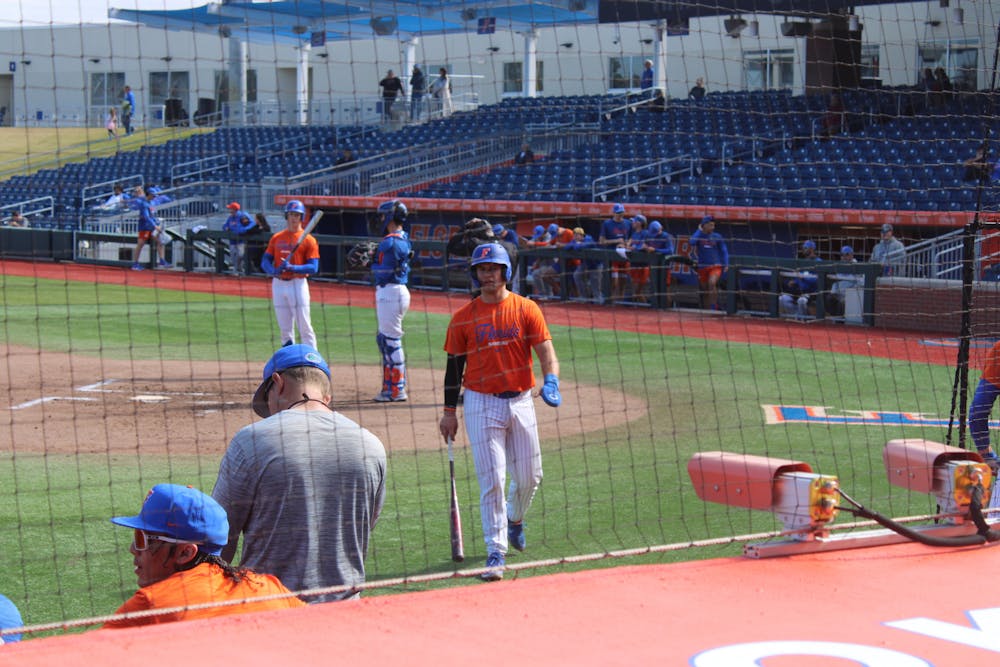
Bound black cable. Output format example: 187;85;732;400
837;488;987;547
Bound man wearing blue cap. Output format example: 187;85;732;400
105;483;304;628
826;245;863;317
779;239;821;319
599;203;631;302
213;344;387;603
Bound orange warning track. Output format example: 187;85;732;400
6;541;999;665
2;259;959;367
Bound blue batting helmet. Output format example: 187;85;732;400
284;200;306;217
802;239;816;251
470;242;512;287
378;199;407;232
649;220;663;234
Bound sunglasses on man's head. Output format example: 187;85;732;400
132;528;191;551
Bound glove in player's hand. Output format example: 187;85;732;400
347;241;378;270
541;373;561;408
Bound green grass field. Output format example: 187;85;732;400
0;275;954;631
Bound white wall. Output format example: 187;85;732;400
0;1;995;126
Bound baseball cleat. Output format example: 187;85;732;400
508;521;526;552
373;392;408;403
130;263;144;271
480;552;505;581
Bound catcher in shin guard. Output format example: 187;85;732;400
371;199;412;402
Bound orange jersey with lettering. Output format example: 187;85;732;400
265;229;320;280
982;340;1000;387
443;292;551;394
103;562;305;628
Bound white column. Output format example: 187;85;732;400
522;30;538;98
654;20;667;93
297;43;310;125
403;38;418;92
227;38;248;123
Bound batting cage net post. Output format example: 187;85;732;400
5;0;1000;641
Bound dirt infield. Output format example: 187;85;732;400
0;345;640;456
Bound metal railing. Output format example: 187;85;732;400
170;154;230;185
80;173;145;211
895;228;974;279
591;155;697;202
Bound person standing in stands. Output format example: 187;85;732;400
870;223;906;276
431;68;453;118
378;69;403;122
122;85;137;135
689;77;706;100
640;59;654;95
409;65;426;121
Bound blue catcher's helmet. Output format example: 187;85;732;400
470;242;512;287
284;200;306;218
378;199;407;232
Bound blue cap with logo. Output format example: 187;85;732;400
110;484;229;556
841;245;854;255
492;224;504;236
252;344;331;417
802;239;816;250
612;203;626;214
532;225;546;239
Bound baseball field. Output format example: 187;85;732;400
0;258;966;635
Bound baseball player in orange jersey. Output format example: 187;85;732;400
969;340;1000;473
261;200;319;348
439;243;561;581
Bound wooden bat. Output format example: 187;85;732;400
278;209;323;271
447;436;465;562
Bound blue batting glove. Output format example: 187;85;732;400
277;259;290;272
541;374;561;408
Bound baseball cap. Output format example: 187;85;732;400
0;594;22;643
881;223;893;233
226;202;241;210
573;227;585;236
252;344;331;418
547;223;560;236
841;245;854;255
802;239;816;250
649;221;663;234
701;215;714;226
492;224;504;236
110;484;229;556
612;203;626;214
532;225;546;239
633;214;647;225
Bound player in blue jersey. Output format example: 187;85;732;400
689;215;728;310
599;203;631;302
779;239;821;319
372;199;412;402
222;202;256;274
129;186;168;270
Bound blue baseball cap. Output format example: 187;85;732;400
110;484;229;556
492;224;504;236
701;215;714;226
532;225;546;239
841;245;854;255
547;223;560;236
633;214;647;225
0;594;23;643
802;239;816;250
649;221;663;234
253;344;331;417
612;203;626;214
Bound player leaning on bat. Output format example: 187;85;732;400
371;199;412;402
261;200;319;348
438;242;561;581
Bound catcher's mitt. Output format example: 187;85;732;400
347;241;378;269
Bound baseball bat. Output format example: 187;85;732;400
278;209;324;270
447;436;465;562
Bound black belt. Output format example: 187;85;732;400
276;277;302;282
493;391;521;399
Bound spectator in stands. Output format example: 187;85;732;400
223;202;256;275
122;85;136;135
935;67;953;97
106;106;119;139
94;184;128;213
3;210;26;227
963;142;991;182
599;203;631;303
514;142;535;165
689;77;706;101
103;483;304;628
870;223;906;276
627;214;651;303
335;148;356;169
779;239;821;319
410;65;426;121
378;69;403;122
0;594;23;644
645;89;667;112
430;68;453;118
640;59;654;94
825;245;863;317
820;92;845;138
689;215;728;311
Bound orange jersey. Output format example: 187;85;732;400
983;340;1000;387
551;228;574;245
265;229;320;280
443;293;552;395
103;562;305;628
